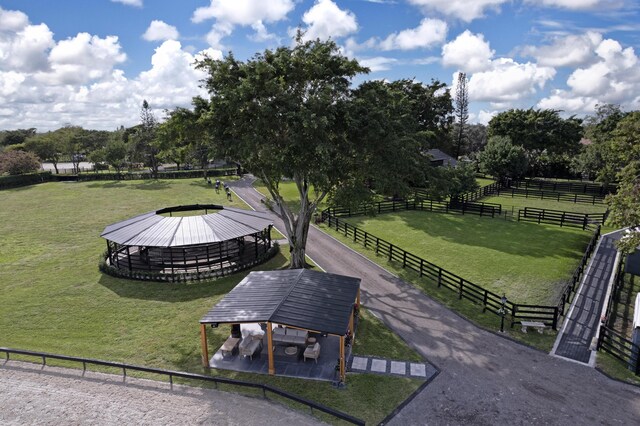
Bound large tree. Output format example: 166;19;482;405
488;108;583;155
130;100;160;179
453;72;469;159
25;132;65;174
478;136;528;181
605;112;640;252
197;37;367;268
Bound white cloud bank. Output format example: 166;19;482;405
143;20;179;42
442;30;555;108
111;0;143;7
408;0;509;22
192;0;295;48
298;0;359;41
0;7;221;131
379;18;447;51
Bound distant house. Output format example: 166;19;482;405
425;149;458;167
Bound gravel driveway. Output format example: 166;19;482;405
0;361;323;425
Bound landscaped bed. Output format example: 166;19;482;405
0;179;423;425
338;210;592;306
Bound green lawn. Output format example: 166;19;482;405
0;179;423;425
482;194;608;215
340;210;591;305
476;177;495;187
253;179;331;213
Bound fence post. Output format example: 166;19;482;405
419;259;423;277
375;238;379;254
389;244;393;261
458;278;463;299
510;305;517;328
552;307;558;330
402;251;407;268
353;227;357;242
364;232;368;248
437;269;442;287
482;290;488;312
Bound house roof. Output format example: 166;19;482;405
200;269;361;336
101;205;272;247
425;148;458;166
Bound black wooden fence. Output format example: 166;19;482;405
518;207;607;229
324;214;513;321
495;186;605;205
597;327;640;375
510;178;616;196
0;347;365;425
322;206;603;331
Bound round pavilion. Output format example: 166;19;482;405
101;204;273;280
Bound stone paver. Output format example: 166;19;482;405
351;356;368;370
390;361;406;375
370;358;387;373
409;363;426;377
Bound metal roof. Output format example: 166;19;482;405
101;205;272;247
200;269;361;336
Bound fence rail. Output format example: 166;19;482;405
0;347;365;425
496;186;605;205
322;204;603;331
518;207;607;229
597;327;640;375
510;179;616;196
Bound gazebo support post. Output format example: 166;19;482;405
254;234;258;259
200;323;209;367
349;306;355;346
339;335;346;383
266;322;275;375
106;241;112;265
126;246;132;271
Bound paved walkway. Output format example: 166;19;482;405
552;230;623;365
231;176;640;425
349;355;438;380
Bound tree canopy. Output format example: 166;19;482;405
478;136;528;181
488;108;583;155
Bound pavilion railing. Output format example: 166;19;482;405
0;347;365;426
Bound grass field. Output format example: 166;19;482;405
340;210;591;306
476;177;495;187
481;194;608;214
0;179;423;425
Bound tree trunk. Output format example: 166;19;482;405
52;161;59;174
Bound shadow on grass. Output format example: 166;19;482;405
134;181;172;190
86;181;127;189
98;274;237;302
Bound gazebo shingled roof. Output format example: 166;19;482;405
200;269;361;335
101;205;273;247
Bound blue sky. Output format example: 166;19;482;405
0;0;638;131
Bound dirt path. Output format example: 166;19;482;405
0;361;323;425
232;177;640;425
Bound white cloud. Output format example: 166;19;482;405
0;7;29;32
192;0;294;47
537;36;640;114
111;0;143;7
442;30;494;72
0;8;219;131
143;20;179;42
408;0;508;22
379;18;447;51
299;0;358;41
358;56;398;72
523;0;622;11
521;32;602;67
466;59;556;105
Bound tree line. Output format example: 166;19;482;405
1;36;638;264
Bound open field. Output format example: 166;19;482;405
481;193;608;214
340;210;591;306
0;180;423;424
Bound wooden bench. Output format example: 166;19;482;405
520;321;546;334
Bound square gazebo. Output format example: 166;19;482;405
199;269;361;382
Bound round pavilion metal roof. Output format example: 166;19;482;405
101;205;273;248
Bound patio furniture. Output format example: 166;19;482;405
220;336;240;357
239;335;263;360
307;337;317;345
284;346;298;356
272;327;308;346
303;343;321;363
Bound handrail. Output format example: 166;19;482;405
0;347;365;426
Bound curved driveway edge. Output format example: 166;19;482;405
0;360;324;426
231;176;640;425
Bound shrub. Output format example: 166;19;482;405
0;150;41;175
